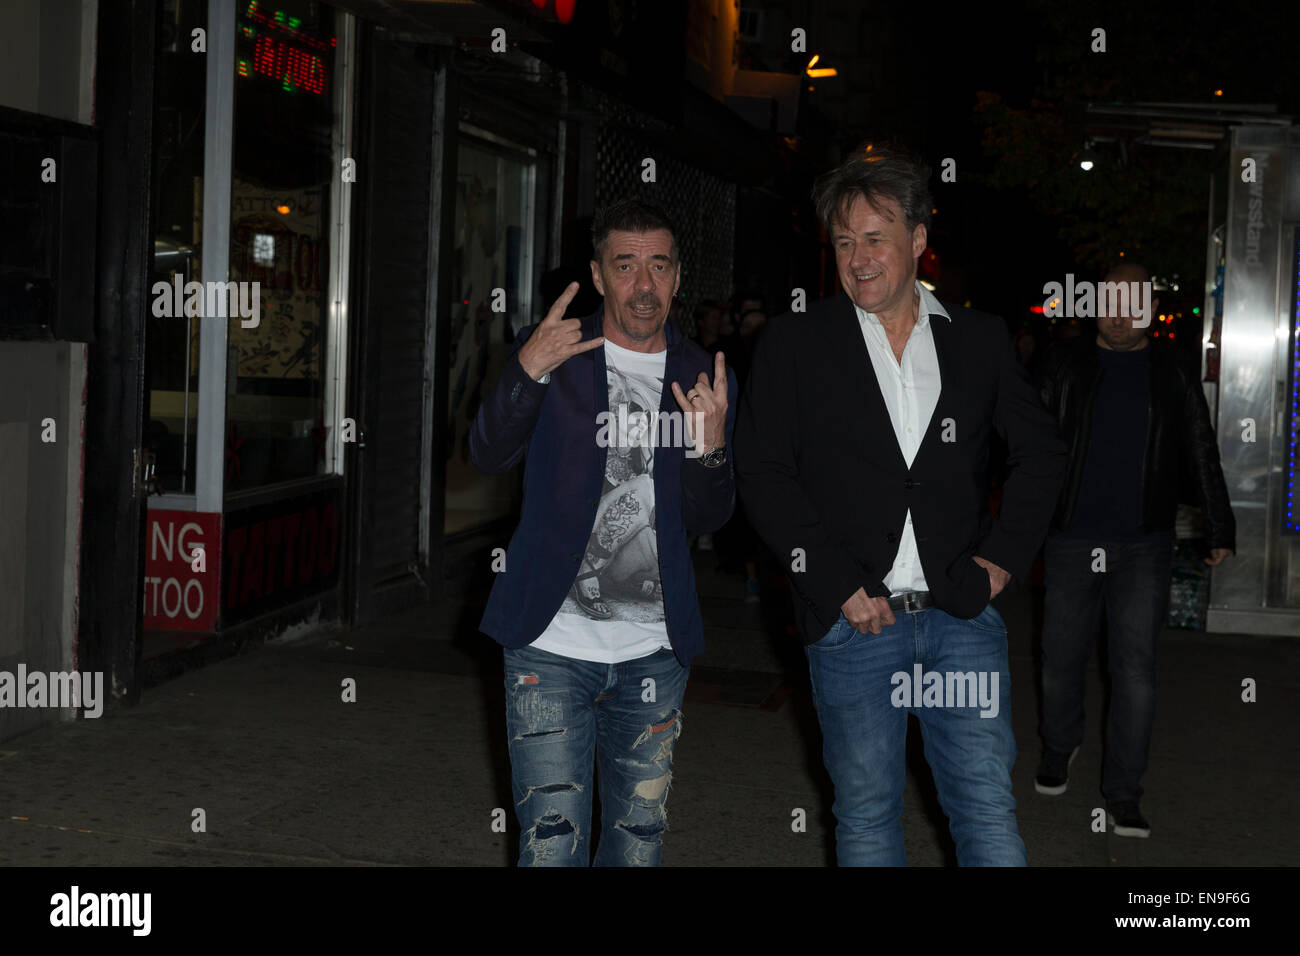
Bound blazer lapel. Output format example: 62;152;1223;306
830;295;909;473
916;305;956;462
589;304;608;415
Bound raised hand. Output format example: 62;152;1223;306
518;282;604;381
670;350;728;455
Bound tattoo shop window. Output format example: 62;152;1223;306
225;0;337;490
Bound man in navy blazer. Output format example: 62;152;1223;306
471;199;737;866
736;143;1065;866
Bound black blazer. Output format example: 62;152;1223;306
734;294;1066;643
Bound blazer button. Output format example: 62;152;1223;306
903;478;917;489
886;532;899;544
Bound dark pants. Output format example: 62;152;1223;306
1041;530;1173;805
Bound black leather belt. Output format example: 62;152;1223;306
887;590;934;613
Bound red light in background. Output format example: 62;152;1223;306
531;0;546;7
555;0;577;22
243;4;333;52
918;246;940;283
1030;305;1045;314
252;33;327;94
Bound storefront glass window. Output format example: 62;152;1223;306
147;0;209;495
444;136;536;534
226;0;337;491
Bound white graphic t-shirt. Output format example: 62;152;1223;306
531;340;672;663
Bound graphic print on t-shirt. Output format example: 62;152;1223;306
530;341;670;663
563;347;667;624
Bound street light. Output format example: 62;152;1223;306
806;54;838;78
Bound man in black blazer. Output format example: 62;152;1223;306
735;142;1066;866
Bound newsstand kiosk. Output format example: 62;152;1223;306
1203;124;1300;635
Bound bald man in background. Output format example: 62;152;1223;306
1034;264;1235;838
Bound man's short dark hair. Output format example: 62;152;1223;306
591;199;680;264
813;141;933;237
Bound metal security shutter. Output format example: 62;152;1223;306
347;29;437;622
589;88;737;332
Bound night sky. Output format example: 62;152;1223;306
784;0;1299;324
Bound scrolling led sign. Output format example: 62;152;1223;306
236;1;335;97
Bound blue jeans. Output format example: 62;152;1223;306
1041;531;1173;805
503;644;689;866
805;605;1026;866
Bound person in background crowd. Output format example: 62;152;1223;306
692;299;734;353
1034;262;1235;839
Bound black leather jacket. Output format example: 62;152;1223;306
1037;336;1235;551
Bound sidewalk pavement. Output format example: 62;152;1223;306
1;554;1296;866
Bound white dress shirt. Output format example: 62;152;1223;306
854;281;951;595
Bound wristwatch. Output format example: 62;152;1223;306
699;444;727;468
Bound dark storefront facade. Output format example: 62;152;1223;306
141;0;357;658
0;0;103;741
0;0;807;738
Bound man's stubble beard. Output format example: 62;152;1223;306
613;303;666;343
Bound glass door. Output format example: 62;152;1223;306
444;131;539;535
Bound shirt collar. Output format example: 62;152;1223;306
854;280;951;328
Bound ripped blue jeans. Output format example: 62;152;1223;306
503;644;689;866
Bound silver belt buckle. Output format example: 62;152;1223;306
902;590;930;613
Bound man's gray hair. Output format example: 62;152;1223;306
813;141;933;237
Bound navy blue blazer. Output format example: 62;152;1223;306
470;305;738;666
